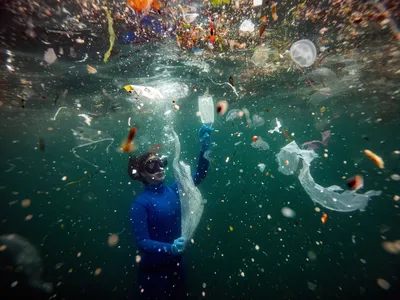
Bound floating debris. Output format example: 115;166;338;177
271;2;278;21
216;100;228;116
108;234;119;247
120;127;137;153
377;278;390;290
103;8;116;63
364;150;384;169
281;207;296;218
44;48;57;65
87;65;97;74
321;213;328;224
346;175;364;191
94;268;102;276
21;199;31;208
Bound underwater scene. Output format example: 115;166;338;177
0;0;400;299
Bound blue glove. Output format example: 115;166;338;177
171;237;186;255
199;124;215;152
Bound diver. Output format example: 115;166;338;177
128;124;214;299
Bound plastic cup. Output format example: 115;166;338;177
290;39;317;67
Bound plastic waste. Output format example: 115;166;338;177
276;141;382;212
251;137;269;150
251;45;277;67
164;126;205;242
0;234;53;293
308;67;338;86
44;48;57;65
290;39;317;67
103;8;116;63
301;130;331;149
308;88;332;106
268;118;282;134
119;32;136;44
183;13;199;23
226;109;242;121
239;20;255;33
251;114;265;128
124;85;163;99
198;88;214;125
258;163;266;172
140;15;163;34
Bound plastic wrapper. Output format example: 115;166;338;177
226;109;242;121
124;85;163;99
239;20;255;33
276;141;381;212
198;88;214;124
251;137;269;150
251;114;265;128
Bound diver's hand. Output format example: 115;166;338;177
171;237;186;255
199;124;215;152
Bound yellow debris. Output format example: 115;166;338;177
103;8;116;63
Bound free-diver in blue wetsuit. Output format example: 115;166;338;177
128;125;214;299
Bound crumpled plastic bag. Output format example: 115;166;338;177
276;141;382;212
239;20;255;33
276;140;317;175
164;126;204;242
124;85;163;99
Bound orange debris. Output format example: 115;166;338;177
127;0;161;15
271;2;278;21
321;213;328;224
364;149;384;169
121;127;137;153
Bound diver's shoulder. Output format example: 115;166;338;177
133;193;150;206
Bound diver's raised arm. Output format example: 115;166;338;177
192;124;215;185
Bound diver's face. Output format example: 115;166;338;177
143;155;166;185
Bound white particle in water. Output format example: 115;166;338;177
390;174;400;181
281;207;296;218
307;282;317;291
377;278;390;290
55;262;64;269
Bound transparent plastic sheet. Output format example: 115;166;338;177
198;88;214;125
0;234;53;293
226;109;242;121
164;126;204;241
124;85;163;100
251;137;270;150
276;141;382;212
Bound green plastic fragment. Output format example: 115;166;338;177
103;7;116;63
211;0;230;6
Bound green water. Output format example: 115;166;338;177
1;81;400;299
0;1;400;297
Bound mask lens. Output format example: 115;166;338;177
145;158;165;174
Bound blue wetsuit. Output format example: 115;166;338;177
130;150;210;299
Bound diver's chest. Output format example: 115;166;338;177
150;193;180;220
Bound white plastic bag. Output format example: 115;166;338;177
124;85;163;99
